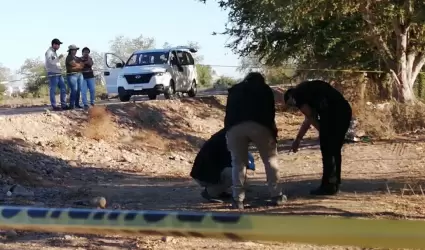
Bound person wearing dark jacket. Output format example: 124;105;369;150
284;80;352;195
190;128;255;203
224;72;286;209
80;47;96;109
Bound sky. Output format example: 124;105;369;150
0;0;244;86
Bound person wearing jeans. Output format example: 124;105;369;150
47;72;67;110
80;47;95;109
44;38;68;110
67;73;84;109
65;44;84;109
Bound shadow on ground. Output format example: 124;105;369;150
1;137;425;245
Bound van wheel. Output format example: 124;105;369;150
164;80;176;99
188;80;197;97
118;90;131;102
148;94;157;100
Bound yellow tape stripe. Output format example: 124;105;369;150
0;206;424;248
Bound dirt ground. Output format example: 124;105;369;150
0;95;423;250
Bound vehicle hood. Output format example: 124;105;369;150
122;65;168;74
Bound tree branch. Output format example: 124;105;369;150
411;52;425;86
407;51;416;80
403;0;414;27
360;0;396;69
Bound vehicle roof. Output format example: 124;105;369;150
133;47;192;54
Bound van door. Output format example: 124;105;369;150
169;50;184;92
175;50;191;90
183;51;196;91
103;53;125;95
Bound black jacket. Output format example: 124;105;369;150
190;128;231;184
224;81;278;140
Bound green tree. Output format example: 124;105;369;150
0;64;11;83
0;84;6;96
0;64;11;97
201;0;425;102
238;56;296;85
19;58;50;97
109;34;156;60
214;75;237;88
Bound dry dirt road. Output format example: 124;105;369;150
0;95;422;250
0;89;228;117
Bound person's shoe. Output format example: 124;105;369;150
76;105;83;109
201;189;224;203
310;184;339;196
84;105;90;111
270;194;288;206
90;103;95;106
231;199;244;210
52;106;61;111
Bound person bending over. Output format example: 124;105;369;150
190;128;255;203
224;72;285;209
284;80;352;195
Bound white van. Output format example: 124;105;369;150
103;47;198;101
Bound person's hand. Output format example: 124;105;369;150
290;138;301;153
58;54;64;59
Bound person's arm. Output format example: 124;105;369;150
67;57;84;71
83;57;94;66
299;104;319;130
87;57;94;66
295;117;311;141
45;50;61;65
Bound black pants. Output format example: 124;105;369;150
318;103;352;186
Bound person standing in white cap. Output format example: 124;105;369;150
44;38;68;111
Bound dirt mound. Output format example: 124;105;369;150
0;96;229;189
105;96;227;152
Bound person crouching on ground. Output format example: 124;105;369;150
190;128;255;203
65;44;84;109
80;47;96;110
283;80;352;195
224;72;286;209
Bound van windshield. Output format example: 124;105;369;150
126;52;169;66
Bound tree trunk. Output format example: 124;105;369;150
401;79;416;102
390;23;425;103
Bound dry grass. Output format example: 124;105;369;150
0;96;50;108
329;75;425;139
353;101;425;138
82;106;117;141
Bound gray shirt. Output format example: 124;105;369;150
44;47;62;73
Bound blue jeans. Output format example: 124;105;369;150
67;73;83;108
47;72;66;108
81;77;96;106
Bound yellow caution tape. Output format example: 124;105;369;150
0;65;398;85
0;206;424;249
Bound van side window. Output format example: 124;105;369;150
126;54;137;66
170;51;179;65
177;51;189;65
184;52;195;65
